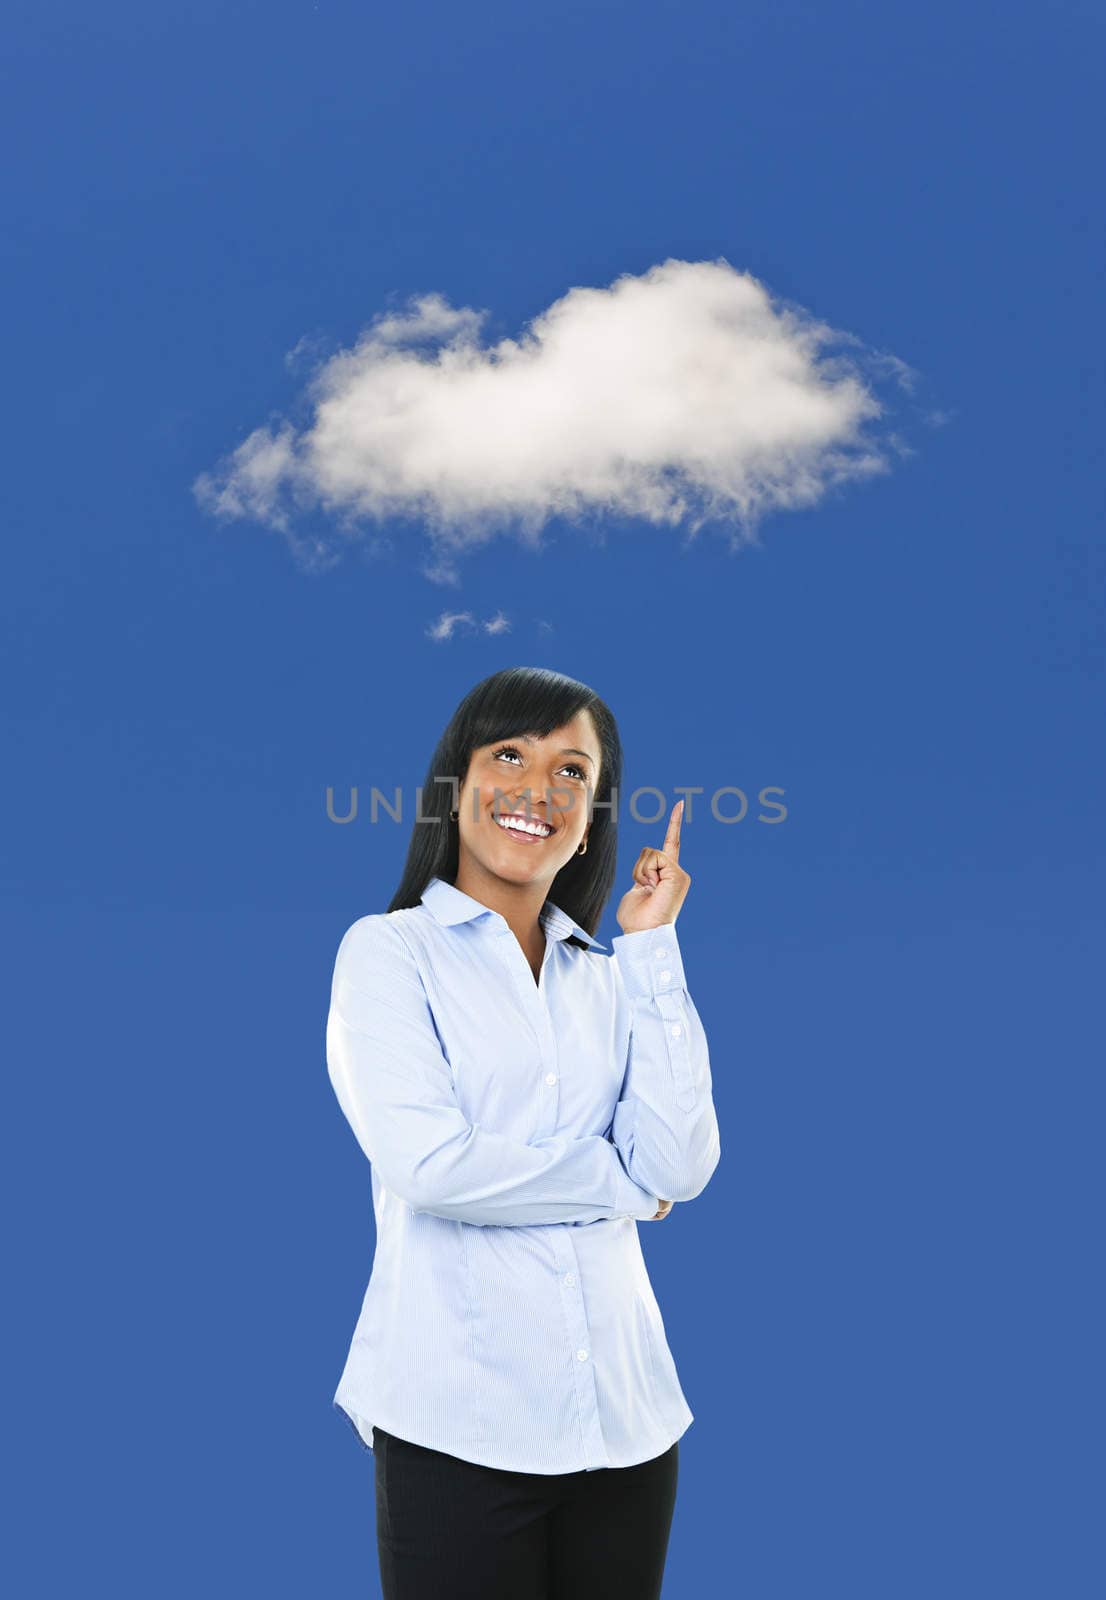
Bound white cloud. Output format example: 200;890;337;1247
194;258;918;560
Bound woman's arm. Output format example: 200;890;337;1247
606;922;722;1204
326;915;662;1227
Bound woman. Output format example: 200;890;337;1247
326;665;721;1599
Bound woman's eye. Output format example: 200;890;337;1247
492;746;587;782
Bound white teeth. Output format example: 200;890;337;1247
495;814;552;838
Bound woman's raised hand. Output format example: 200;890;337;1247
616;799;691;935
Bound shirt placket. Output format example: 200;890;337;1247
553;1228;611;1468
493;924;613;1469
494;924;562;1142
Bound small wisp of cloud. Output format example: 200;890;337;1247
193;257;925;571
426;609;515;642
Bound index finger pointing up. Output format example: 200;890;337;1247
663;797;684;860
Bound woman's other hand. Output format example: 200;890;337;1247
651;1199;674;1220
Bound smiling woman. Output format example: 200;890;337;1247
325;665;721;1600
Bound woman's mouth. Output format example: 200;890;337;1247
493;812;555;844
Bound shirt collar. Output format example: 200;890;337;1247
420;875;608;951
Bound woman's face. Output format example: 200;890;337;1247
455;709;602;888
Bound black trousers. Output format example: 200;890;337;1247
372;1425;679;1600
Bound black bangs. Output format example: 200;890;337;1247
458;667;596;754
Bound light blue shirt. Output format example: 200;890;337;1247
326;873;721;1474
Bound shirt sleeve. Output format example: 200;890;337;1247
607;923;722;1203
326;915;661;1227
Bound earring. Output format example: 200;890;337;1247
577;839;587;855
449;809;459;821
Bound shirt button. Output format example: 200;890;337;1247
670;1023;682;1038
576;1348;589;1361
658;969;672;984
655;946;669;958
545;1072;558;1086
564;1272;575;1287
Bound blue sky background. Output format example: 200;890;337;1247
5;2;1103;1595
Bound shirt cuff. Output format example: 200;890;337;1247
610;923;687;1000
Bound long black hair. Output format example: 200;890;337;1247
386;666;623;948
